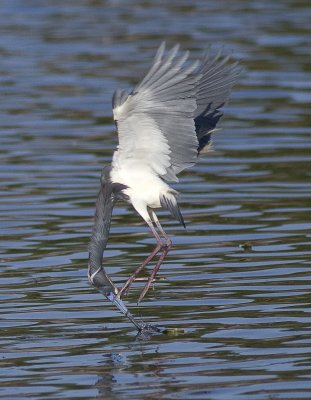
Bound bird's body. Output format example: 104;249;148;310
111;155;169;212
88;42;241;328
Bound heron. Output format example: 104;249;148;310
88;42;241;330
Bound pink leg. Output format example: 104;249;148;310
137;244;170;303
152;211;172;248
137;211;172;303
118;220;163;298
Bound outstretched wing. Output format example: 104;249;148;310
112;43;199;182
194;49;242;155
112;42;240;182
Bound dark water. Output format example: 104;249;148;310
1;1;311;399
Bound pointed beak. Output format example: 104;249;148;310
106;292;142;331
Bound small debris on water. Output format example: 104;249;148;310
239;241;253;251
162;327;184;336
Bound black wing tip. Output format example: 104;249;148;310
197;132;212;155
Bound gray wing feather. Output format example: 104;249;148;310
134;42;166;89
136;43;180;90
112;43;241;180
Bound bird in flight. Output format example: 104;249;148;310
88;42;241;329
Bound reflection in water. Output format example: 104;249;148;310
1;0;311;399
95;353;128;400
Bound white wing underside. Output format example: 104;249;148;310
112;42;240;182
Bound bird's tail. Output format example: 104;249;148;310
160;190;186;228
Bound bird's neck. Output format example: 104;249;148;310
88;181;117;295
